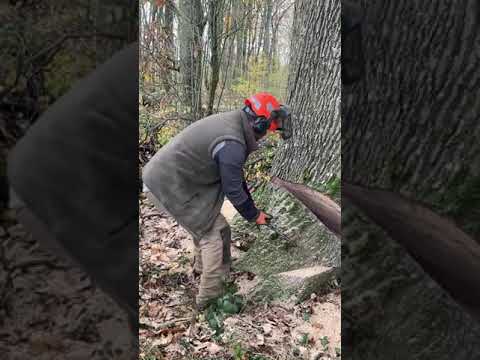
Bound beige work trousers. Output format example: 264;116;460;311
144;190;231;307
193;214;231;307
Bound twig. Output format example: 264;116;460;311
142;212;166;220
188;308;198;337
237;316;263;331
165;301;190;308
141;317;191;330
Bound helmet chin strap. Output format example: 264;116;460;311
242;105;256;118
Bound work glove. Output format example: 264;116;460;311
255;211;271;225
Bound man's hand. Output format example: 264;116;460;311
255;211;271;225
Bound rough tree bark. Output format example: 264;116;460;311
263;0;273;78
206;0;224;115
272;0;340;186
342;0;480;358
233;0;243;79
178;0;205;119
162;0;175;93
237;0;341;278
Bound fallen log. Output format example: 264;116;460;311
270;176;341;238
342;181;480;322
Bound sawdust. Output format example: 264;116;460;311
292;292;341;358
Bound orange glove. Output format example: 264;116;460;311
255;211;271;225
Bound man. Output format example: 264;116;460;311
142;92;292;309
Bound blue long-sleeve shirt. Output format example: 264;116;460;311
212;140;259;222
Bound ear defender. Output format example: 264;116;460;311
252;116;271;135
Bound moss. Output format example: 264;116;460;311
295;267;339;301
234;189;339;277
247;267;339;304
302;169;313;183
248;276;288;303
310;174;341;203
425;172;480;237
230;175;340;301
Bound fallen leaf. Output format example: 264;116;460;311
256;334;265;346
146;302;163;318
151;252;171;264
207;342;222;354
151;333;173;347
150;243;165;253
262;323;273;335
312;322;324;330
157;327;184;336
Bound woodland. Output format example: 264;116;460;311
139;0;341;359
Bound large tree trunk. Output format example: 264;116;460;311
237;0;341;278
272;0;340;185
178;0;204;119
342;0;480;358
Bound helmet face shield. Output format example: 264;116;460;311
272;105;292;140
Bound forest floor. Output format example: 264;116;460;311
0;212;135;359
139;196;341;360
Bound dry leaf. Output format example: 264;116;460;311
262;323;272;335
207;342;222;354
151;333;173;347
146;302;163;318
151;252;171;264
312;322;324;330
157;327;184;336
150;243;165;253
256;334;265;346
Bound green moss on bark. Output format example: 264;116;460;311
231;183;340;304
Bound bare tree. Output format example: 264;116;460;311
178;0;205;119
206;0;225;115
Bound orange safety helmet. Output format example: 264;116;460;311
244;92;281;131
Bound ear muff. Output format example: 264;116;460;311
252;116;271;135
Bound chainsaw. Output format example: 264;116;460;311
257;213;297;249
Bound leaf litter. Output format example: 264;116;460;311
139;196;341;360
0;216;136;359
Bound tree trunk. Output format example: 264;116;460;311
263;0;273;76
161;0;175;93
241;3;248;74
342;0;480;358
272;0;340;185
178;0;205;119
233;0;244;79
237;0;341;279
248;6;259;63
271;23;278;71
206;0;224;115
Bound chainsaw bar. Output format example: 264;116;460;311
258;217;296;248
